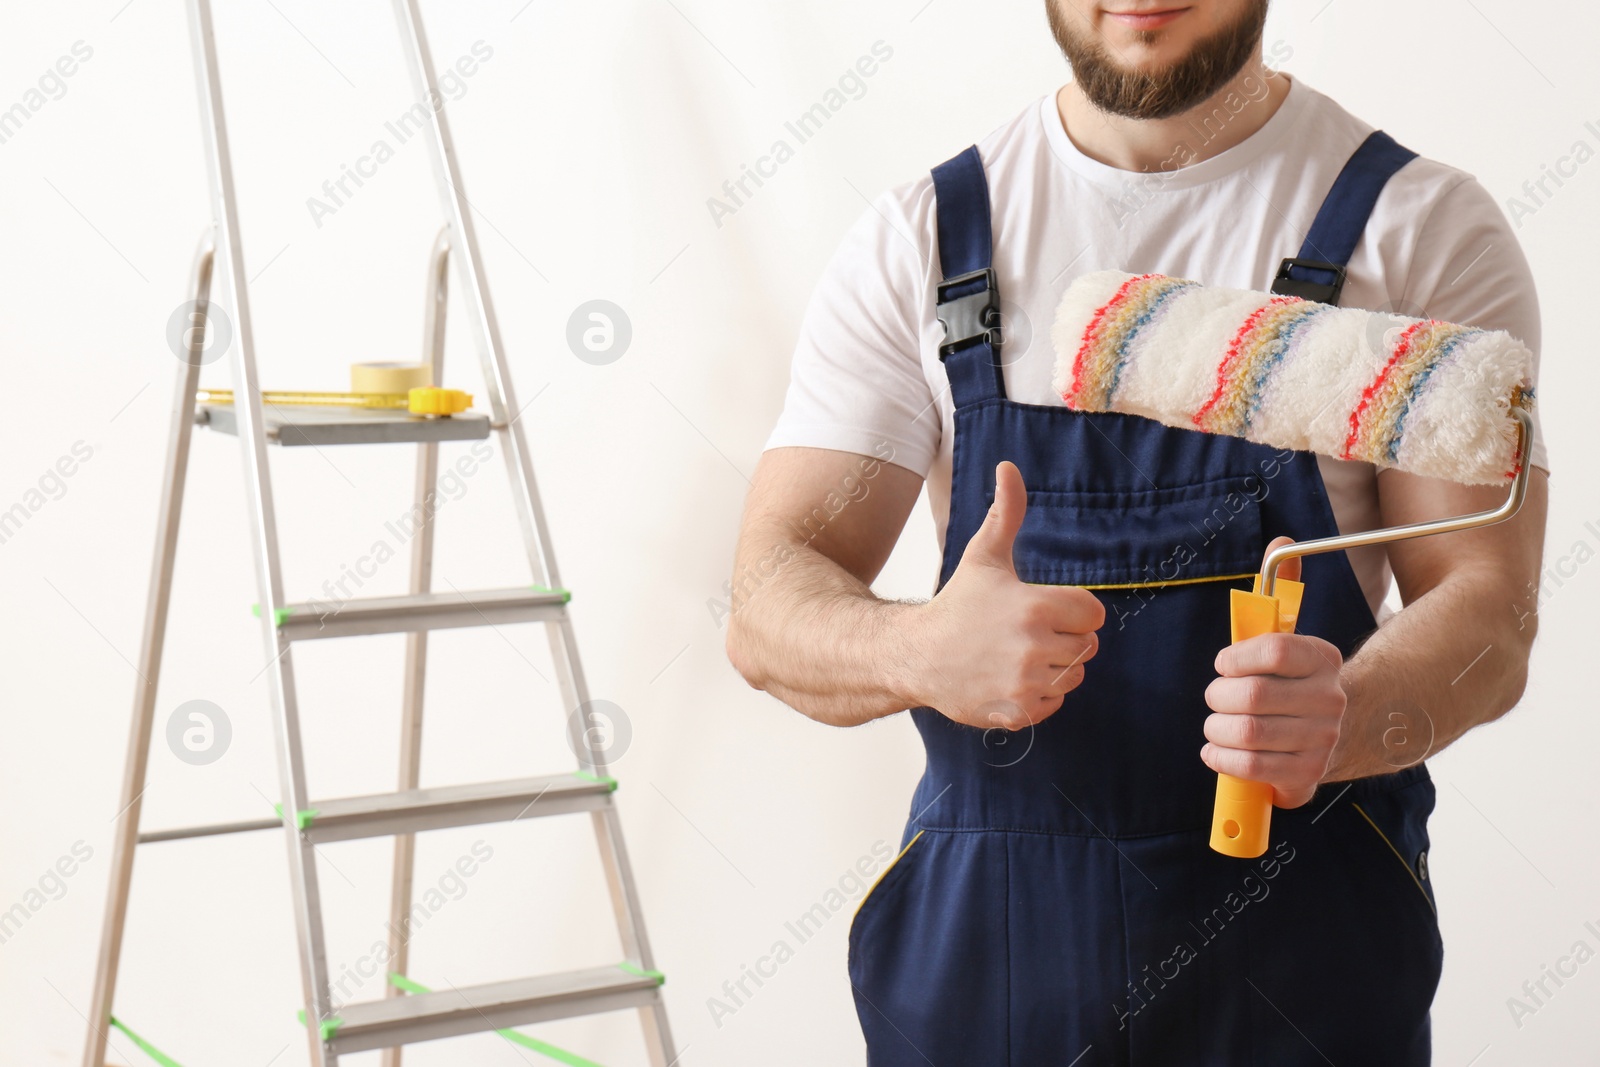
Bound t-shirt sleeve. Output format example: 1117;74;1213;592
1400;175;1549;472
762;190;942;478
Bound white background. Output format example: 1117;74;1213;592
1;1;1596;1064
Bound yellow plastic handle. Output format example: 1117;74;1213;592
1208;576;1304;858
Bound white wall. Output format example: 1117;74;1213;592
1;1;1595;1064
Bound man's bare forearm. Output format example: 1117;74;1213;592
729;453;1104;732
1329;564;1536;781
725;535;927;727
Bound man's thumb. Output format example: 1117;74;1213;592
1265;535;1301;584
964;461;1027;572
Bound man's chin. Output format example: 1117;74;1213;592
1102;34;1202;71
1048;0;1271;122
1112;55;1190;78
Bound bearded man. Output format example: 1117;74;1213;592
726;2;1549;1062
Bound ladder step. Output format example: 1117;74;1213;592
199;402;493;447
139;772;615;845
328;965;664;1054
273;586;569;640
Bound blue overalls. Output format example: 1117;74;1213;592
848;134;1445;1065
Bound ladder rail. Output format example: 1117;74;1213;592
388;3;675;1061
81;234;213;1067
187;0;338;1060
590;803;675;1066
388;0;551;587
384;227;449;1067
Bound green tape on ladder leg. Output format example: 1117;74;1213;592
531;583;572;603
387;972;428;995
273;803;319;831
296;1008;343;1042
572;770;618;791
388;974;607;1066
109;1015;186;1067
616;960;666;985
250;603;294;627
497;1027;610;1066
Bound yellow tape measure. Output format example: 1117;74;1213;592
198;386;473;417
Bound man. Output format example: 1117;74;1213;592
727;1;1549;1062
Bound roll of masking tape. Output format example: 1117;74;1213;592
351;362;433;393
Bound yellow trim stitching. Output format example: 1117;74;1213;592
1075;570;1259;592
1352;803;1435;916
854;831;925;920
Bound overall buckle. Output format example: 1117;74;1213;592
936;268;1001;359
1270;257;1347;305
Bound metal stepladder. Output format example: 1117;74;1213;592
82;0;677;1063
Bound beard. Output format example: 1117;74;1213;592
1046;1;1270;120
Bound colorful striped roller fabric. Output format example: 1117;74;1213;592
1050;271;1533;485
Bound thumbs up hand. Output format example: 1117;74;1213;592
913;461;1105;731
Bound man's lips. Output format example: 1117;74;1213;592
1103;6;1190;30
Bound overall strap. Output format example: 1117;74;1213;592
1270;130;1418;306
931;146;1006;405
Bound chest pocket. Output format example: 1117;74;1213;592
1004;478;1266;588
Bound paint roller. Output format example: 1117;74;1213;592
1049;271;1536;858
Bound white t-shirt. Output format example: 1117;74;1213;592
764;76;1548;615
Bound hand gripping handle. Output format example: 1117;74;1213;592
1208;576;1304;857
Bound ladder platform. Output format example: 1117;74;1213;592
272;586;569;640
329;965;663;1054
140;771;615;845
198;402;492;447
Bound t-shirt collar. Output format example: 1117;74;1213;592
1040;73;1308;193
